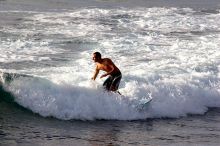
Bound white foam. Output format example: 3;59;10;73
6;77;148;120
0;38;56;63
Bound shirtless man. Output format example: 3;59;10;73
91;52;122;91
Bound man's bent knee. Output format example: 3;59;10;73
110;86;117;91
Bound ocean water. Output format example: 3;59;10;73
0;0;220;145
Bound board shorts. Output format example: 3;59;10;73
103;71;122;91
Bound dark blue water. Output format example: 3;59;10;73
1;98;220;146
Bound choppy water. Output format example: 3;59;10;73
0;0;220;145
1;101;220;146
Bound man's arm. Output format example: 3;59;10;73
91;66;100;80
100;64;114;78
100;59;115;78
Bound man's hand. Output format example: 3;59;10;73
100;74;108;78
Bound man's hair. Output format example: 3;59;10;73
94;52;101;59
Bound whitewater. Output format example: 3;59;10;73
1;7;220;120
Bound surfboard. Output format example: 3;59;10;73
135;97;152;111
111;89;153;111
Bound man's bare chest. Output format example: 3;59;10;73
97;63;110;71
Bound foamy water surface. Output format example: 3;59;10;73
1;7;220;120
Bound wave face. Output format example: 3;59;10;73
0;7;220;120
1;73;153;120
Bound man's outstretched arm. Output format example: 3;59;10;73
92;67;99;80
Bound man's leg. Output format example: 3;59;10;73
110;75;122;91
103;76;113;91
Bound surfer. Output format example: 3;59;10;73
91;52;122;92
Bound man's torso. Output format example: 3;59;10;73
96;58;120;75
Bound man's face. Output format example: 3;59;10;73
92;53;99;62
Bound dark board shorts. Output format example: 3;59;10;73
103;71;122;91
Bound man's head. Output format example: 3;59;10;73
93;52;102;62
